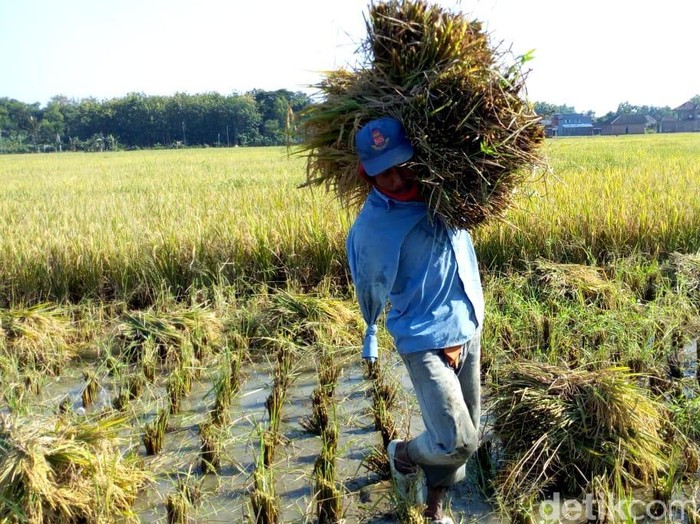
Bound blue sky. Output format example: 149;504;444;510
1;0;698;115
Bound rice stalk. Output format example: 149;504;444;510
166;364;193;415
80;370;100;409
165;492;189;524
313;399;343;523
491;361;670;510
210;366;234;427
298;0;545;229
199;422;223;474
362;444;390;479
300;387;330;435
264;338;299;445
250;428;279;524
227;345;244;397
0;304;76;375
370;371;400;448
143;408;169;456
164;470;203;524
0;413;148;523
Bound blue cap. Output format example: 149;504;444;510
355;117;414;176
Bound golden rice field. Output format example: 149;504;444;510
1;134;699;523
0;133;698;306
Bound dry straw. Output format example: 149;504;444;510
530;259;629;309
0;304;76;375
115;303;223;368
491;361;669;509
0;413;148;523
298;0;544;229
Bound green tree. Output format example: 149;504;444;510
38;101;66;148
533;101;576;117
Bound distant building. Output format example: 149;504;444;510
544;113;593;137
658;101;700;133
601;114;657;135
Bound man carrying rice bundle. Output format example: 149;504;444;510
347;116;484;523
301;2;543;516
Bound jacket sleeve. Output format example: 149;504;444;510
346;227;400;360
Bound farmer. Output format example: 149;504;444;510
346;116;484;523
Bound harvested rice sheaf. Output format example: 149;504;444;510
0;413;149;523
530;259;629;309
299;0;545;229
0;304;76;375
490;362;669;507
115;304;223;366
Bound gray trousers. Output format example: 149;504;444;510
400;331;481;488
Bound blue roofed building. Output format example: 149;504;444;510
544;113;594;137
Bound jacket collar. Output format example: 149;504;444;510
370;187;426;210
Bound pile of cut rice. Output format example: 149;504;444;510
299;0;545;229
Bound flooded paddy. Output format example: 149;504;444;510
26;344;498;523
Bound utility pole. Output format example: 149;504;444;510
182;121;186;146
226;125;230;147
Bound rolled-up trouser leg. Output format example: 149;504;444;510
400;331;481;488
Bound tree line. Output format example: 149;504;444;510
2;92;697;154
0;90;311;153
533;96;700;124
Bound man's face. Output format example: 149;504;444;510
373;164;415;194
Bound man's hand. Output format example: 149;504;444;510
443;345;462;369
364;357;380;379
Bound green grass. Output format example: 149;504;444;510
0;134;698;306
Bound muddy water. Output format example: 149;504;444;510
29;338;700;523
37;351;499;523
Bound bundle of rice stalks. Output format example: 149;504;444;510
81;370;101;408
0;413;148;523
314;456;343;523
0;304;76;375
253;290;362;347
143;408;169;455
490;361;669;509
530;259;628;309
115;303;223;366
199;422;223;474
298;0;544;229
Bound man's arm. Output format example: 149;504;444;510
346;228;400;361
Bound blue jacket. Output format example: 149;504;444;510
346;188;485;359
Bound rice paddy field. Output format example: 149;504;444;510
1;133;699;523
